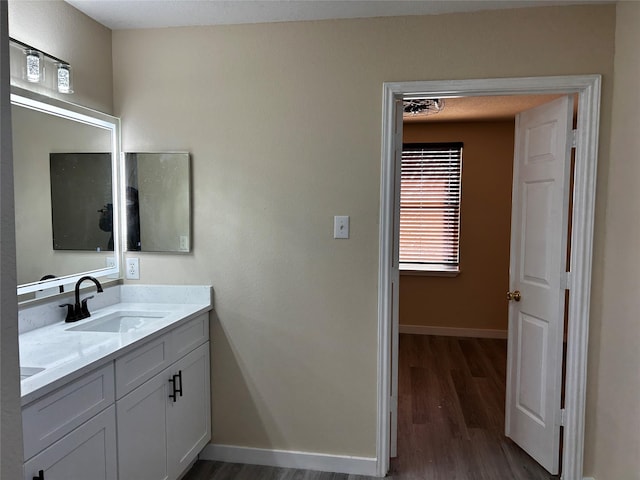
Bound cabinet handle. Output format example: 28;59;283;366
168;375;177;402
175;370;183;398
168;370;183;402
33;470;45;480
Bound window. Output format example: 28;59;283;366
400;142;463;274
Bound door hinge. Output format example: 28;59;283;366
561;271;571;290
560;408;566;426
572;129;578;148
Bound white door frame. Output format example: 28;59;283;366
376;75;601;480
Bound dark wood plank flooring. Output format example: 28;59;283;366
390;334;559;480
183;335;558;480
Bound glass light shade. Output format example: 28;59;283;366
56;63;73;94
24;49;44;83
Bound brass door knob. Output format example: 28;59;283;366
507;290;521;302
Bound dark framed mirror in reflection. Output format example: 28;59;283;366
50;152;114;251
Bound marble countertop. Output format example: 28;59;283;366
19;301;211;406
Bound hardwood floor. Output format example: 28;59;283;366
390;334;559;480
183;335;558;480
182;461;378;480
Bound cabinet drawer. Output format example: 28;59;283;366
23;405;117;480
22;363;115;460
115;333;171;399
170;313;209;361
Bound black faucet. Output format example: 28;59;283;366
59;276;103;323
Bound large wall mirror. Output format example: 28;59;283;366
11;88;121;297
124;152;191;253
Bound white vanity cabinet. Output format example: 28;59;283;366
21;310;211;480
116;314;211;480
21;365;117;480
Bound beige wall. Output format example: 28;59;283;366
584;2;640;478
400;121;514;331
113;5;616;461
7;0;113;113
1;2;22;477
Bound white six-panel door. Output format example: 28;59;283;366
506;95;573;474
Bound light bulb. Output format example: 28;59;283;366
56;63;73;94
24;49;43;83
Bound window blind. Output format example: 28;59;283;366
400;142;463;270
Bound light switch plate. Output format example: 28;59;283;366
334;216;350;239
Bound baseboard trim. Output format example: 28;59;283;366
200;444;378;476
399;325;508;339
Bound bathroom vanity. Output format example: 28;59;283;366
19;285;212;480
10;83;207;480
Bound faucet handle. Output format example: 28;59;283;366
59;303;77;323
80;296;95;317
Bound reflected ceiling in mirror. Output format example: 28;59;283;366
11;88;121;296
124;153;191;253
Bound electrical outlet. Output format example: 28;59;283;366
105;256;118;279
126;257;139;280
179;235;189;251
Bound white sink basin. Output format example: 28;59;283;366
20;366;45;380
65;311;169;333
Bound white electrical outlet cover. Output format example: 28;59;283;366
126;258;139;280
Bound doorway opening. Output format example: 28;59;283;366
376;76;601;480
395;93;572;478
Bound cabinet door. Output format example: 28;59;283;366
166;342;211;480
23;406;117;480
117;373;169;480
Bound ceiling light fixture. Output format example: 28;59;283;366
403;98;445;116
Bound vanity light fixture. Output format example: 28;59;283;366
24;49;44;83
56;63;73;94
10;37;74;94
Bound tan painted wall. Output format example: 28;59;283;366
1;2;23;477
400;121;514;331
113;5;616;460
584;2;640;478
7;0;113;113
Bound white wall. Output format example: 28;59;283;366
584;2;640;478
113;4;616;463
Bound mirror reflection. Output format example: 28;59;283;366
50;152;113;251
11;91;120;295
124;153;191;253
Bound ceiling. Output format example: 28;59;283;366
64;0;610;30
404;94;574;122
